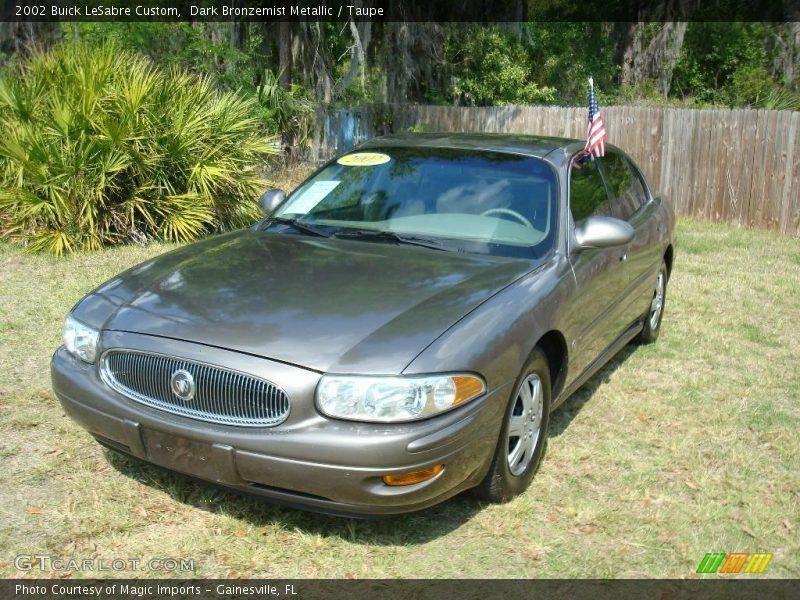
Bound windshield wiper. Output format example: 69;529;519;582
265;216;330;238
333;229;452;252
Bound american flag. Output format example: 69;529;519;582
585;77;606;158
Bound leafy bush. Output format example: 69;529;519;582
722;66;800;111
727;65;775;107
671;23;771;106
448;28;557;106
0;43;277;255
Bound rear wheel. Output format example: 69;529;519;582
474;349;551;503
636;260;668;345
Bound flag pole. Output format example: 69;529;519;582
587;77;594;160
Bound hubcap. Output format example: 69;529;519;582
506;373;544;476
649;271;665;330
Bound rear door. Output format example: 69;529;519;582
598;151;661;325
565;154;630;378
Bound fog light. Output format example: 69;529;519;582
382;464;444;486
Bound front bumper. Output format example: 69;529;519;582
51;332;510;516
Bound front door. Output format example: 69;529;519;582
598;151;662;326
565;154;631;379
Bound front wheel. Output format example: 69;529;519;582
474;349;551;503
635;260;668;345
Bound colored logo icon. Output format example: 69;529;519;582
696;552;773;574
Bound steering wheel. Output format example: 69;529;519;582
480;208;534;229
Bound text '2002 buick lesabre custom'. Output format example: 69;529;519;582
52;134;674;516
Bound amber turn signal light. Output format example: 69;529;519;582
452;375;485;406
382;464;444;486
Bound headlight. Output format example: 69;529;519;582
63;315;99;363
316;374;485;423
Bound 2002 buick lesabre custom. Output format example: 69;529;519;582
52;134;674;516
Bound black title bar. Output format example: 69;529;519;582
2;0;800;22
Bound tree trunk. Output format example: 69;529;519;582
209;23;226;74
279;21;292;90
0;21;60;58
333;20;371;98
230;22;246;52
770;22;800;88
382;22;443;104
228;21;247;75
616;22;640;86
793;22;800;88
631;22;688;96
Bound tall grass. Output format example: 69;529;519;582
0;43;278;255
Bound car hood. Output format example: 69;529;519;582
74;230;540;374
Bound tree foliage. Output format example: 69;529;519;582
447;27;557;106
2;21;797;111
673;23;770;105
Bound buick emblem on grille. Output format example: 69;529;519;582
102;350;290;426
170;369;196;402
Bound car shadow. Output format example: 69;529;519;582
103;344;638;545
104;448;482;545
548;344;638;438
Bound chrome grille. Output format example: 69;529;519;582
101;350;290;427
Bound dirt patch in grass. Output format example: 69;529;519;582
1;218;798;578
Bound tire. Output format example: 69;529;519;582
474;348;551;503
635;260;668;345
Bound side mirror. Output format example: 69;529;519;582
259;189;286;215
574;216;634;249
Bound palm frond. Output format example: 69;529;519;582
0;42;279;255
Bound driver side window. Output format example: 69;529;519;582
569;155;611;223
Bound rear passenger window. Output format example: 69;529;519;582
569;155;610;222
601;152;648;220
625;157;650;209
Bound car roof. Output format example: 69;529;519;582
359;132;589;159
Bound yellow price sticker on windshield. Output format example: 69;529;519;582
337;152;391;167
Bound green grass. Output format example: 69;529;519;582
1;217;798;578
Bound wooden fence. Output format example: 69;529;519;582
381;105;800;236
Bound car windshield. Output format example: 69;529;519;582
272;147;558;258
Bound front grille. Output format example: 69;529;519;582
101;350;290;427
